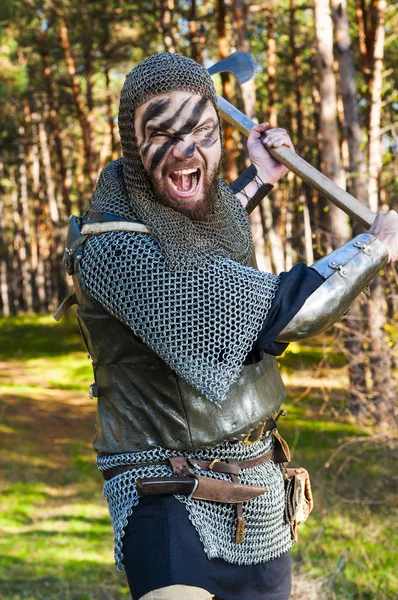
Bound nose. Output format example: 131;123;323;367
172;136;195;160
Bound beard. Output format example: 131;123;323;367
148;160;221;221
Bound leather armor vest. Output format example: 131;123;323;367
66;217;286;455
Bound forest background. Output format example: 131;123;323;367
0;0;397;599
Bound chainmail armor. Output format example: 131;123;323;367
98;438;292;571
84;159;280;404
81;229;279;405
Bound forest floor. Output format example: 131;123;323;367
0;315;397;600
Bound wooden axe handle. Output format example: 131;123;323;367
217;95;376;229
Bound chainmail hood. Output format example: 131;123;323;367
117;53;253;270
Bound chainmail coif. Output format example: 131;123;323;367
115;52;253;270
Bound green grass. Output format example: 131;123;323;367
0;315;397;599
0;315;130;599
277;350;398;599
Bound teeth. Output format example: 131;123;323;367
168;168;199;193
171;168;198;175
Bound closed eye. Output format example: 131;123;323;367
150;131;171;139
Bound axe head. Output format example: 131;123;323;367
208;51;255;84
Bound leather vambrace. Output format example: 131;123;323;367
277;233;389;342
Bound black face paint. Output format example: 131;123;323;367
148;98;211;171
198;123;219;149
141;140;153;159
142;95;220;173
175;97;208;136
156;96;192;133
140;98;171;142
150;138;176;171
182;142;195;159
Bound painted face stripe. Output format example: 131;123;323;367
182;142;195;159
174;97;209;136
148;97;214;171
141;140;152;159
199;123;220;148
140;98;171;141
157;96;192;133
150;138;175;171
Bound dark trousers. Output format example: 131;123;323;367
122;495;292;600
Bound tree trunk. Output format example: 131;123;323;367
263;0;285;271
368;276;396;426
10;168;24;312
331;0;370;416
76;140;87;215
367;0;386;213
332;0;369;206
39;26;71;216
38;116;60;224
355;0;370;80
266;0;278;128
262;195;286;273
289;0;314;265
0;164;10;316
84;32;96;176
156;0;178;53
18;125;34;313
29;120;48;313
217;0;238;182
250;207;273;273
233;0;257;120
365;0;395;426
189;0;201;63
106;73;117;163
314;0;350;249
56;8;97;189
289;0;304;154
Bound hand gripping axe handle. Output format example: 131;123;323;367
209;52;376;228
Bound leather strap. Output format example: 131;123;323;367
102;448;274;481
53;293;77;322
102;461;169;480
188;448;274;474
137;475;267;504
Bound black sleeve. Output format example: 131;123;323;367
244;263;324;363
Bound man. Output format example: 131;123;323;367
60;54;398;600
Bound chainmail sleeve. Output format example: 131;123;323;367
80;231;280;405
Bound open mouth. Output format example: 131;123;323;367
168;168;201;196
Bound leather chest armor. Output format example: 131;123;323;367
68;219;286;455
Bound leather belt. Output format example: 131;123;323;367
102;447;278;545
102;448;274;481
102;460;169;481
187;448;274;475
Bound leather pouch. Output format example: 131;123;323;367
283;467;313;542
272;429;291;463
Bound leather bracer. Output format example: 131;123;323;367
277;233;388;342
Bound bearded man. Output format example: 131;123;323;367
59;54;398;600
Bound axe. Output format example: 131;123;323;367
208;52;375;228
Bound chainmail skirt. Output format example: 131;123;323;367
97;438;292;572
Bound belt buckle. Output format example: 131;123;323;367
208;458;222;471
242;423;265;446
